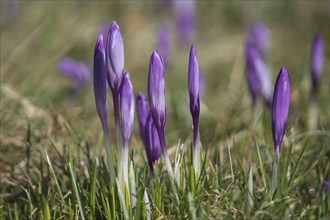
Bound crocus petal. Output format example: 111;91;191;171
144;114;161;164
272;67;291;150
106;21;125;91
148;50;166;130
188;44;200;116
93;35;108;126
311;32;324;90
120;73;135;147
137;92;150;145
249;21;270;58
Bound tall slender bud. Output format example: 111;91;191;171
311;32;324;98
272;67;291;150
249;21;270;59
93;35;115;185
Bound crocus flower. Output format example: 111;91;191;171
58;57;91;92
105;21;125;148
144;114;161;175
173;0;196;45
106;21;125;92
271;67;291;188
249;21;270;59
119;72;135;187
188;44;201;175
137;92;150;146
156;25;171;67
323;180;330;189
93;35;115;185
311;32;324;99
272;67;291;150
147;50;174;178
245;39;273;106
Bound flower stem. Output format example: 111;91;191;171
272;147;280;191
192;117;201;177
102;123;115;186
157;128;174;179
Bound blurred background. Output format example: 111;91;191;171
1;1;329;169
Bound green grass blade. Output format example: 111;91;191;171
255;140;268;193
69;161;86;220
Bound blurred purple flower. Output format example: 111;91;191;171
93;35;108;130
245;39;273;106
323;180;330;189
1;0;19;25
156;25;171;67
58;57;91;92
144;114;161;174
249;21;270;59
173;0;196;44
272;67;291;150
120;73;135;149
106;21;125;92
137;92;150;146
188;44;200;148
311;32;324;96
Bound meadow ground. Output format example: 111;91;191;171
1;1;329;219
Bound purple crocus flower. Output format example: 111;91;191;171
58;57;91;92
137;92;150;146
323;180;330;189
249;22;270;59
93;35;115;185
245;39;273;106
105;21;125;148
188;44;201;174
106;21;125;92
119;72;135;186
245;40;261;103
156;25;171;67
311;32;324;99
271;67;291;188
173;0;196;45
147;50;174;178
272;67;291;150
144;114;161;175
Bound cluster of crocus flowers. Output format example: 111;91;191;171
93;22;135;201
188;44;201;176
271;67;291;188
58;57;91;93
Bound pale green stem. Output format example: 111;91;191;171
247;164;253;210
272;147;280;191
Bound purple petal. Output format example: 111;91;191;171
272;67;291;150
144;114;161;164
120;73;135;148
188;44;200;115
137;92;150;146
323;180;330;189
311;32;324;90
148;50;166;130
93;35;108;128
106;21;125;91
249;21;270;58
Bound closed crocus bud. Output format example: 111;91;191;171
148;50;166;131
106;21;125;92
245;39;261;103
252;45;273;106
188;44;200;145
93;35;108;128
137;92;149;145
272;67;291;150
249;21;270;59
311;32;324;94
120;73;135;148
144;114;161;173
